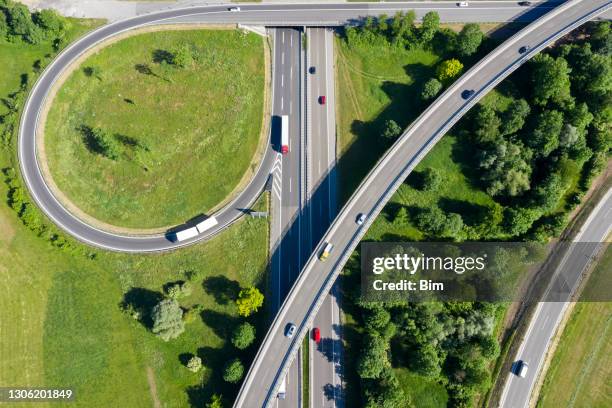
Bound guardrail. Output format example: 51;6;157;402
234;1;612;406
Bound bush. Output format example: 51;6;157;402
205;394;223;408
381;119;402;141
421;168;441;191
437;59;463;83
166;281;192;299
231;322;256;349
421;78;443;101
223;358;245;383
186;355;202;373
236;287;264;317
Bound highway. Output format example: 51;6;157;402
18;2;566;253
305;28;343;408
234;1;612;407
269;27;304;408
499;188;612;408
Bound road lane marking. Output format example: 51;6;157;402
282;31;285;43
282;52;284;65
281;96;284;110
281;74;284;87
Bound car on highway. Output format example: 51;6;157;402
309;66;316;74
518;1;532;6
356;213;367;225
461;89;475;99
319;95;326;105
457;1;469;7
312;327;321;343
516;360;529;378
519;45;531;54
228;6;240;12
319;242;333;261
285;323;297;339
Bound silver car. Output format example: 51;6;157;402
356;213;367;225
285;323;297;338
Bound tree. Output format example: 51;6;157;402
381;119;402;141
32;9;67;38
420;11;440;43
205;394;223;408
413;343;441;377
478;336;500;359
566;44;612;98
172;43;194;68
236;287;264;317
421;78;443;100
186;355;202;373
5;3;43;43
87;127;121;160
504;206;541;236
414;206;463;239
0;11;7;39
376;14;388;34
531;54;572;107
473;105;501;144
500;98;531;136
559;124;579;147
357;333;389;379
166;281;192;299
363;367;406;408
363;305;391;332
478;141;532;197
393;206;408;226
421;168;441;191
437;59;463;83
527;110;564;157
223;358;245;383
231;322;256;349
455;23;483;56
151;299;185;341
532;172;565;213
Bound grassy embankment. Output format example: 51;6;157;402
536;247;611;408
1;22;270;408
45;29;265;229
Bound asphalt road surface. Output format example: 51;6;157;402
234;1;612;407
19;1;567;253
499;188;612;408
305;28;343;408
269;27;304;408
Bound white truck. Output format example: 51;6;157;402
277;377;286;399
195;216;218;234
175;226;198;242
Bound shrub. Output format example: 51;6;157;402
421;78;443;100
231;322;256;350
236;287;264;317
437;59;463;83
223;358;245;383
186;356;202;373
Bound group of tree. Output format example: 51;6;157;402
353;300;500;407
346;11;483;58
0;0;69;44
463;21;611;241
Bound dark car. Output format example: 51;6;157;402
309;66;316;74
518;1;532;6
519;45;531;54
461;89;475;100
319;95;326;105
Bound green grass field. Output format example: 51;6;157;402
537;249;612;408
45;29;266;229
0;190;269;407
336;37;440;204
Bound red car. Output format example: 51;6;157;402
319;95;326;105
312;327;321;343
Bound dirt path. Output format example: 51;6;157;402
146;367;161;408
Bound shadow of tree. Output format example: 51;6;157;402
120;287;163;329
203;275;241;305
200;309;239;340
152;49;174;65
